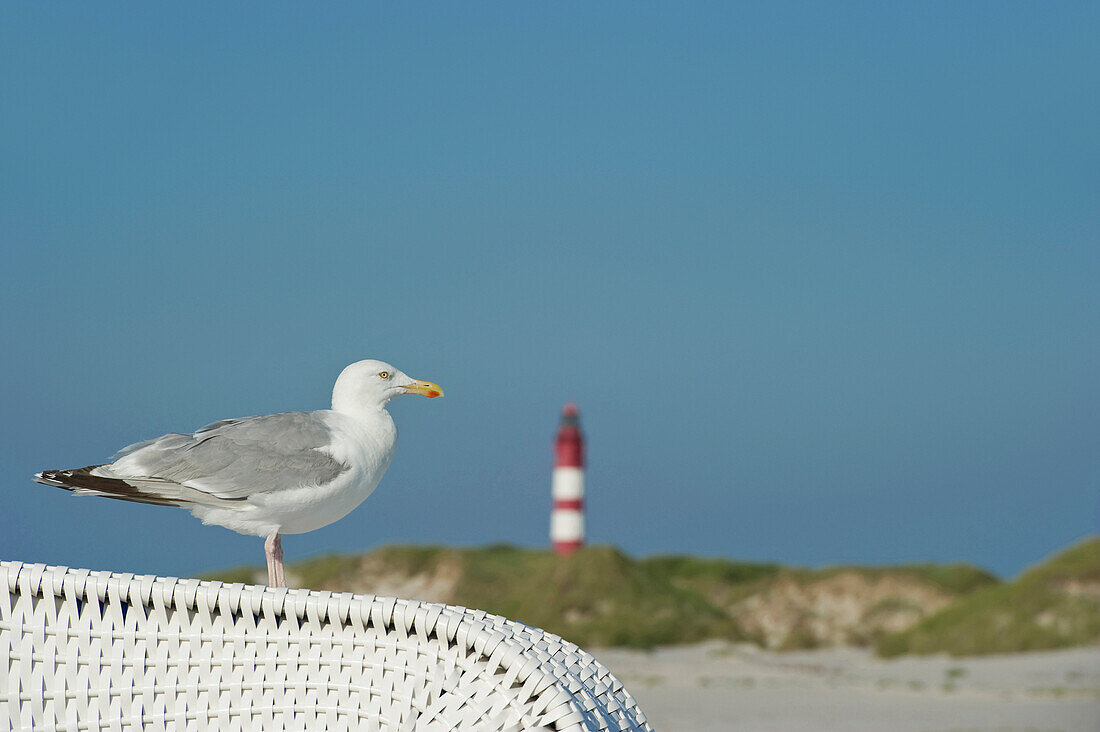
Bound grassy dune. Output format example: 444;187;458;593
205;538;1099;656
877;537;1100;657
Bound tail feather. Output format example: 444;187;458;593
35;466;182;507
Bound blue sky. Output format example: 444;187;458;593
2;3;1096;579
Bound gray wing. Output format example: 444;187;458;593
109;411;349;500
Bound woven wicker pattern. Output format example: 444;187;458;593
1;561;653;731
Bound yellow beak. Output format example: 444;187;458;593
403;379;444;398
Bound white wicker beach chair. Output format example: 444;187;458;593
1;561;653;731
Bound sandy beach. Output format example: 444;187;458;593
594;642;1100;731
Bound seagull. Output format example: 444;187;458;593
35;360;443;587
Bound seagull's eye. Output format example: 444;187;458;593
378;371;390;379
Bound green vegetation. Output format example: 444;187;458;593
1018;536;1100;585
205;537;1099;656
639;555;781;607
288;552;367;585
893;564;999;596
447;545;740;648
202;565;257;585
208;544;741;648
877;537;1100;657
749;562;997;594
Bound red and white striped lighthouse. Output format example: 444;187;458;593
551;403;585;555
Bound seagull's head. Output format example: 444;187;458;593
332;359;443;413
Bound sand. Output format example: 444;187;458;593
593;642;1100;731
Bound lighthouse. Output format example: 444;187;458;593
551;403;585;555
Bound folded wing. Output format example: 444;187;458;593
37;412;349;507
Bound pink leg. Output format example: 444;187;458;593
265;533;285;588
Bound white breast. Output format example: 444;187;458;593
278;409;397;534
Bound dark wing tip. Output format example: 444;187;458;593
33;466;179;507
35;469;70;487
